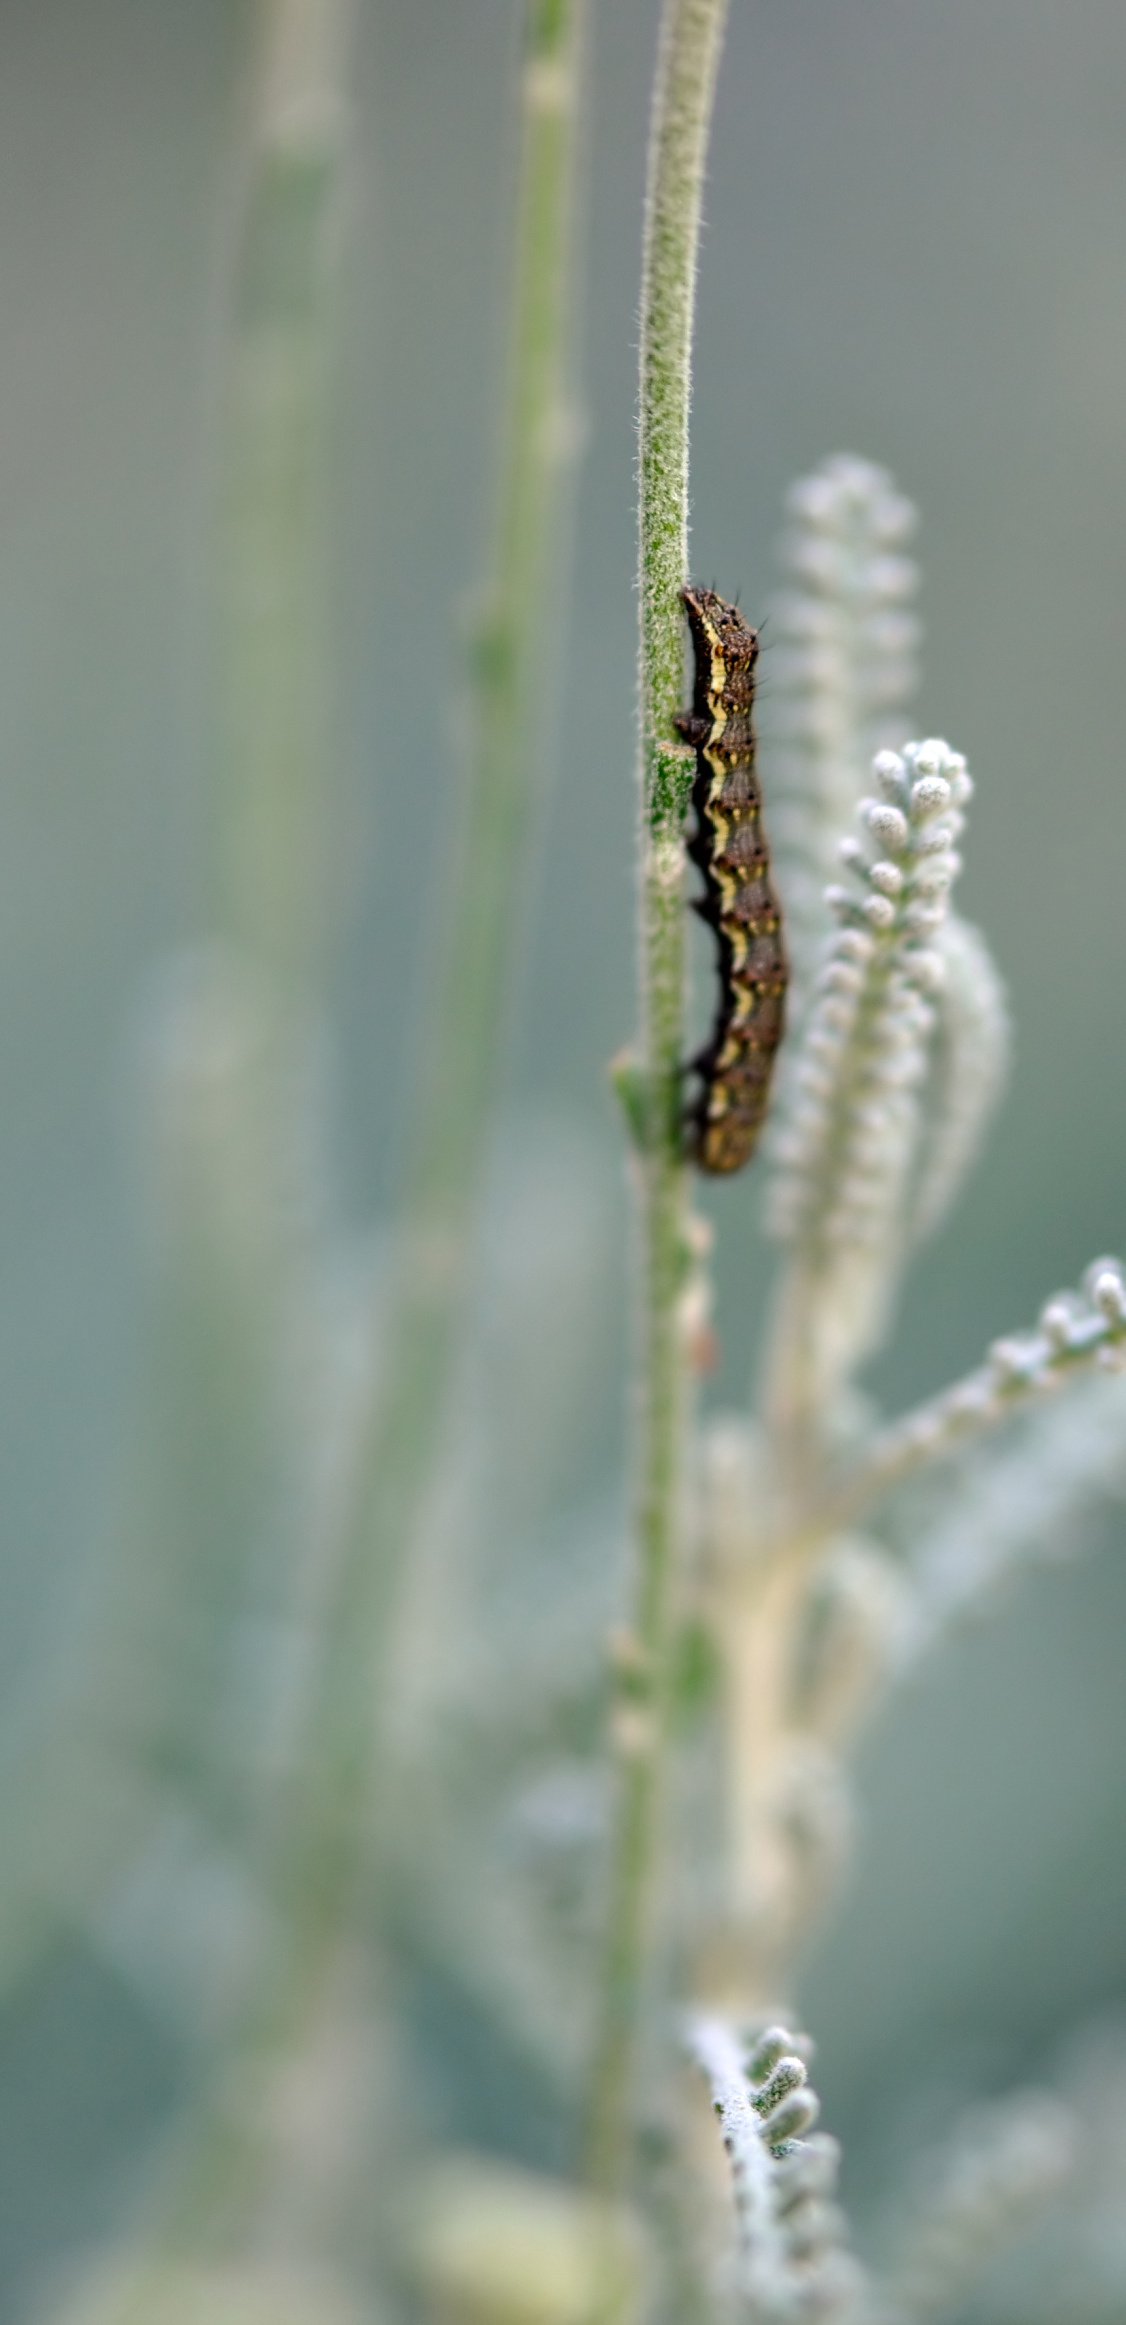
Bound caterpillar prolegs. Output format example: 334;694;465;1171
676;586;787;1175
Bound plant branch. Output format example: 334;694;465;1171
92;2;591;2281
585;0;729;2206
215;0;351;989
781;1254;1126;1552
687;2017;860;2322
279;0;590;1984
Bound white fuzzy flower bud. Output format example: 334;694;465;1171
862;893;897;929
817;958;865;994
688;2015;860;2320
765;458;921;1003
744;2027;793;2080
873;750;908;799
906;948;945;992
866;553;915;601
769;729;974;1320
835;929;875;964
911;774;952;816
751;2054;809;2116
1082;1255;1125;1308
1039;1299;1079;1353
763;2089;821;2150
864;801;910;852
1092;1268;1126;1326
988;1337;1039;1387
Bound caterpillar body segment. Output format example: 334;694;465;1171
676;586;787;1175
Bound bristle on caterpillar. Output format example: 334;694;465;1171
676;586;787;1175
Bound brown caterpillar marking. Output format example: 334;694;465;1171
676;585;787;1175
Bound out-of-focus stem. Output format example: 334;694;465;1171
216;0;350;989
285;0;589;1967
88;2;357;2299
92;0;592;2286
150;2;591;2257
143;12;590;2259
584;0;728;2209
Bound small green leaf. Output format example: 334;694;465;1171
672;1619;719;1721
608;1048;652;1153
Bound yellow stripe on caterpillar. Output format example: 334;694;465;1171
675;586;788;1176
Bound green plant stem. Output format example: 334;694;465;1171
279;0;589;1997
162;0;588;2249
95;4;590;2284
79;9;357;2304
585;0;729;2208
216;0;350;989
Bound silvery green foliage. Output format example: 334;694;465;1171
767;741;970;1384
758;467;1010;1410
702;458;1126;2325
861;1254;1126;1508
764;456;919;997
741;1255;1126;1766
689;2018;867;2324
690;454;1126;2325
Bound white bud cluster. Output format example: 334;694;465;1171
768;741;972;1259
857;1255;1126;1509
688;2016;867;2323
763;455;921;994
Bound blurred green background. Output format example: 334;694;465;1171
1;0;1126;2311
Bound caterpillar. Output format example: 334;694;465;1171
676;585;787;1175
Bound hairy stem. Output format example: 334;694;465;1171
585;0;729;2207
